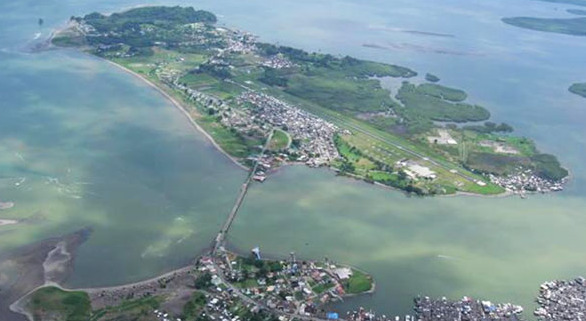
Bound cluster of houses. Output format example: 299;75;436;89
535;277;586;320
487;169;564;195
260;55;296;69
237;92;340;167
414;296;524;321
199;252;359;319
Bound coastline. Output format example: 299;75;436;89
101;58;249;172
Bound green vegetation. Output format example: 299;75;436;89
54;5;568;195
462;121;514;134
89;296;163;321
568;9;586;15
396;82;490;128
425;73;440;83
502;16;586;36
343;269;373;294
198;116;264;158
417;83;467;102
569;82;586;98
531;153;569;181
27;286;91;321
182;291;207;321
285;72;397;113
91;296;162;321
268;129;290;150
81;6;216;33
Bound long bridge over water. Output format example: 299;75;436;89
211;130;274;255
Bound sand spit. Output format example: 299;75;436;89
0;227;92;321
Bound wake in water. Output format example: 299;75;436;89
45;176;86;199
436;254;461;261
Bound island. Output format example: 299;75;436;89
502;16;586;36
569;82;586;98
424;73;440;83
568;8;586;15
50;6;568;196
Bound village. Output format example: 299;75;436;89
487;170;565;195
413;296;524;321
84;248;375;321
534;277;586;320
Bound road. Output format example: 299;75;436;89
212;130;274;255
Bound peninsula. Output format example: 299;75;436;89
51;6;568;196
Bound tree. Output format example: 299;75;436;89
194;272;212;289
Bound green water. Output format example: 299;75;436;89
1;0;586;318
0;50;246;286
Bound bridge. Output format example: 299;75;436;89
211;130;274;255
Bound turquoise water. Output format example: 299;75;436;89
1;0;586;318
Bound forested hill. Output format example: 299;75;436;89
78;6;216;33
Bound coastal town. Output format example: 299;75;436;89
52;6;569;196
534;277;586;320
61;248;376;321
414;296;524;320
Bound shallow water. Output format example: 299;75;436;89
1;0;586;318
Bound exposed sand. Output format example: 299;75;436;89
1;227;92;321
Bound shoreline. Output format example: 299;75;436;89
101;58;249;172
49;28;566;199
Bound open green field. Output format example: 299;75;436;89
26;286;91;321
344;269;373;294
268;129;290;150
198;115;263;158
91;296;162;321
181;292;207;321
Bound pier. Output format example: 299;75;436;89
212;130;274;255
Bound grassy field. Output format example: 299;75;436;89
91;296;162;321
181;291;207;321
243;81;503;195
198;115;264;158
268;129;290;150
343;269;373;294
27;286;91;321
